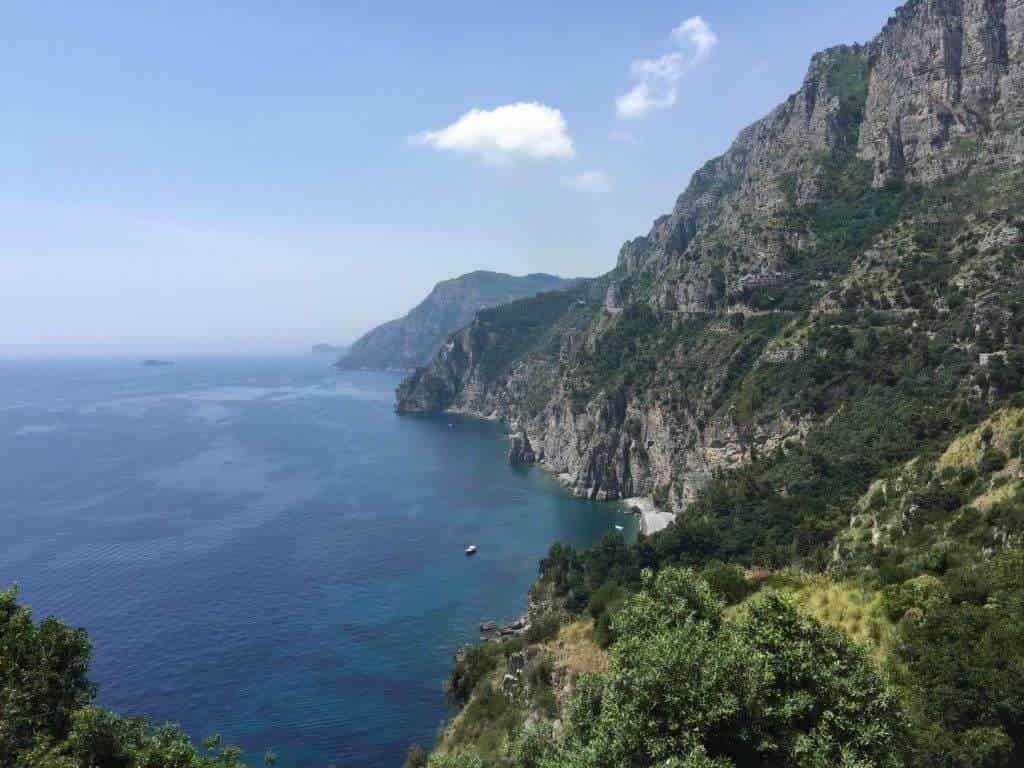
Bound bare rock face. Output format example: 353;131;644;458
859;0;1024;186
509;432;537;466
609;44;874;314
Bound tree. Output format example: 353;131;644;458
0;586;249;768
0;586;95;763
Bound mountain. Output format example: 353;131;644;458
403;2;1024;765
336;271;577;371
398;0;1024;515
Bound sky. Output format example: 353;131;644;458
0;0;903;356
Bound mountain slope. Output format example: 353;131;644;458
403;5;1024;764
337;271;576;371
397;0;1024;522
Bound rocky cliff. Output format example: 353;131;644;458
337;271;576;371
397;0;1024;515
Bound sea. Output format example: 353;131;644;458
0;356;636;767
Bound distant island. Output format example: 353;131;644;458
312;343;348;357
142;359;173;367
336;271;578;371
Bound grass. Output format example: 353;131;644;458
972;479;1022;512
439;683;525;761
937;408;1024;473
729;571;896;664
540;620;610;677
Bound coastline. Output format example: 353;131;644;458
410;406;679;535
621;496;675;535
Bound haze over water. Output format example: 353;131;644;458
0;357;635;767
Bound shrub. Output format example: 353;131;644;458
979;448;1008;475
882;574;950;622
535;570;909;768
447;643;507;706
701;561;755;605
524;613;561;644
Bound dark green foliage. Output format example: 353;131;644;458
701;561;756;605
0;587;250;767
894;552;1024;767
882;574;949;622
979;449;1008;474
574;302;662;391
744;160;918;311
536;569;909;768
0;586;94;763
825;48;870;146
447;641;518;706
523;613;560;644
587;581;628;647
473;287;591;380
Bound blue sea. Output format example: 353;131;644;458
0;357;636;767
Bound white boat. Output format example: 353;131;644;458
465;545;477;555
615;525;624;531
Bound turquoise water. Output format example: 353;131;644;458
0;357;636;767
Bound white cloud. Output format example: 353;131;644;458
562;170;610;193
672;16;718;63
413;102;575;162
617;16;718;119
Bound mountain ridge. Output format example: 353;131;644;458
336;271;577;371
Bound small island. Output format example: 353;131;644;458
142;359;174;367
312;344;347;357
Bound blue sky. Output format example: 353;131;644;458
1;0;901;355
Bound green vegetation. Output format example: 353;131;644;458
441;569;912;768
447;641;524;707
824;48;870;142
0;586;254;768
416;162;1024;767
528;407;1024;766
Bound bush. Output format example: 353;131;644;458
447;643;507;706
701;561;755;605
882;574;950;622
536;569;909;768
896;599;1024;762
979;448;1008;475
524;613;561;644
0;586;248;768
429;753;488;768
587;582;627;647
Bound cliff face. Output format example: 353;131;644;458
860;0;1024;186
397;0;1024;512
337;271;575;371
